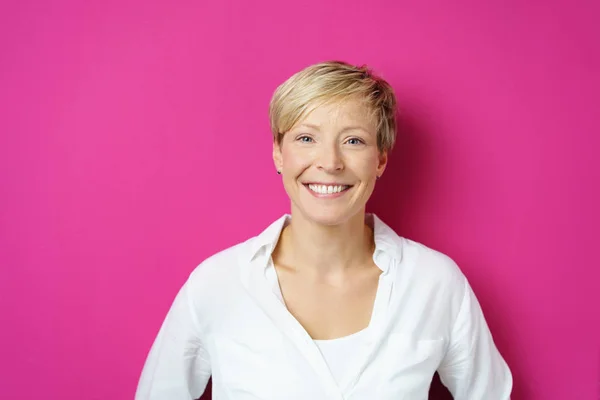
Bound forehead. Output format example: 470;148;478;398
298;97;376;130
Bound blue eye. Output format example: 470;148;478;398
347;138;365;145
297;136;314;143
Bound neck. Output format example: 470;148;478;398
275;208;375;277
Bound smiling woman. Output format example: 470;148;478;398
135;61;513;400
273;97;385;226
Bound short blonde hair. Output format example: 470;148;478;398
269;60;397;152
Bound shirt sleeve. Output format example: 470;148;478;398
135;276;211;400
437;279;513;399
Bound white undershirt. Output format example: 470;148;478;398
266;258;370;387
313;328;369;387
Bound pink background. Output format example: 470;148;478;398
1;1;598;399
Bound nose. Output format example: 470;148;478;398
316;142;344;173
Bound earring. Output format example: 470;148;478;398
277;170;281;175
376;175;380;180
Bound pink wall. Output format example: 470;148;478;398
1;1;598;399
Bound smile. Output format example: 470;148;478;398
304;183;352;196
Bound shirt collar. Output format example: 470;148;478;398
248;214;289;261
248;214;404;273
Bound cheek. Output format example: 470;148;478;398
350;153;380;176
281;146;312;170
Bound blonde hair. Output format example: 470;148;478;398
269;60;397;152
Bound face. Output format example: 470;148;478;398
273;97;388;226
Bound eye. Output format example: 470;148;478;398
346;137;365;145
297;135;314;143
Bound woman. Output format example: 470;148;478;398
135;61;512;399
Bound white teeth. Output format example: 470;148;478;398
307;184;349;194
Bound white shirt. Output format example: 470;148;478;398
135;214;512;400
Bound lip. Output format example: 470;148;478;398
302;182;352;186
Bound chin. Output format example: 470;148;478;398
298;205;361;227
287;184;369;226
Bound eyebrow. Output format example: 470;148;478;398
295;123;372;134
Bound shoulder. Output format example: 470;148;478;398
177;237;256;329
373;213;466;289
400;237;466;288
388;236;470;334
380;222;469;314
186;237;255;289
182;216;279;298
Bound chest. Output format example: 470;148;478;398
207;295;446;400
275;264;381;340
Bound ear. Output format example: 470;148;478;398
273;140;283;172
376;150;388;178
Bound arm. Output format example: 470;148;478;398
437;279;512;399
135;276;211;400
